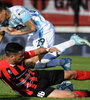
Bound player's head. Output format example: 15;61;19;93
5;42;24;64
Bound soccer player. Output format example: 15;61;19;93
0;2;55;50
26;34;90;70
0;2;70;71
0;42;90;98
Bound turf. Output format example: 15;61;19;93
0;56;90;100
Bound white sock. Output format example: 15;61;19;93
34;59;65;69
47;59;65;68
53;40;75;52
34;60;46;69
41;40;75;63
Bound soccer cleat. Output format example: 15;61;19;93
61;58;71;71
56;81;74;91
70;34;90;46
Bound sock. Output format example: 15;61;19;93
35;59;65;69
41;40;75;63
74;70;90;80
46;58;65;68
41;52;58;63
34;61;46;69
53;39;75;52
73;91;89;97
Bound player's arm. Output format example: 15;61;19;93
24;48;48;59
34;47;60;55
24;47;60;68
3;9;36;35
6;19;36;35
24;47;60;59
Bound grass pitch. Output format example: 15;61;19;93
0;56;90;100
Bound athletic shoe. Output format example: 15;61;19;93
70;34;90;46
61;58;71;71
56;81;74;91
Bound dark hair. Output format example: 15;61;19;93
0;1;7;12
5;42;24;56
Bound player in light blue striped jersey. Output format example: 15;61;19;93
0;3;69;70
0;4;55;50
0;3;90;71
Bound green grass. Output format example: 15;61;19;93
0;56;90;100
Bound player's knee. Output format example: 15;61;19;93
64;70;76;80
70;70;76;79
48;90;76;98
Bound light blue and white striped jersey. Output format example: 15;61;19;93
0;6;54;37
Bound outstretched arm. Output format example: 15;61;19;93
1;19;36;35
24;47;60;59
24;47;60;68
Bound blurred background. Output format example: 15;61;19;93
0;0;90;56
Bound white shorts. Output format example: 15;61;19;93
25;25;55;51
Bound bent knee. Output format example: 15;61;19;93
48;89;75;98
64;70;76;80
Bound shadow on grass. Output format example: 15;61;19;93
0;95;32;100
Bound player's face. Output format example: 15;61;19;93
13;51;24;64
0;10;6;23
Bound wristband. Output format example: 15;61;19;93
46;48;50;52
24;51;35;58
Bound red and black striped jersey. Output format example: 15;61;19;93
0;53;38;96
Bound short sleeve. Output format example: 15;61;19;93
19;11;32;23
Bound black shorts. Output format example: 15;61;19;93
32;70;64;97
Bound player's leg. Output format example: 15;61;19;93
35;70;74;98
35;57;73;91
48;70;90;98
41;34;90;63
64;70;90;80
25;57;71;69
48;89;75;98
54;34;90;52
25;27;71;69
47;89;90;98
35;58;71;69
25;28;71;70
42;70;90;98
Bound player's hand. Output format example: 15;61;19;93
48;47;60;53
0;27;8;32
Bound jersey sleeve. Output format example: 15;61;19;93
24;51;35;59
19;10;32;23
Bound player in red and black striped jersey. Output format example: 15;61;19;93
0;42;60;96
0;42;90;98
